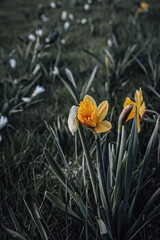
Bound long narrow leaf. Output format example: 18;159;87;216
23;199;48;240
1;225;27;240
128;118;159;220
45;191;81;220
80;65;98;99
125;111;138;208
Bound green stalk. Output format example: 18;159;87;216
78;124;98;204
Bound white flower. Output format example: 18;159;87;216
88;0;92;4
107;39;112;47
68;106;79;135
68;13;74;20
81;18;87;24
64;21;70;31
0;135;2;142
13;79;18;84
0;116;8;130
61;39;66;45
31;85;45;97
35;29;43;37
9;58;16;69
21;97;32;103
50;2;56;8
28;34;36;42
52;66;59;75
84;4;90;10
41;14;49;22
61;11;67;20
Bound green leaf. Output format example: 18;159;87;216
83;48;106;67
23;199;48;240
128;118;159;220
6;203;22;234
45;191;81;220
1;226;27;240
65;68;77;89
44;148;75;194
45;123;69;169
100;207;113;239
59;75;79;104
125;111;139;207
97;218;108;236
44;148;95;231
80;65;98;99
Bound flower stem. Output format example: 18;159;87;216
78;124;98;204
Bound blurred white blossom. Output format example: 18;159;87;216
68;13;74;20
61;39;66;45
9;58;16;69
88;0;92;4
0;116;8;130
52;66;59;75
84;4;90;10
21;97;32;103
35;29;43;37
31;85;45;97
13;79;18;84
41;14;49;22
81;18;87;24
61;11;67;20
107;39;112;47
64;21;70;31
50;2;56;8
28;34;36;42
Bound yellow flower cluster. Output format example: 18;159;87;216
138;2;149;13
68;88;146;135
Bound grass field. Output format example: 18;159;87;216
0;0;160;239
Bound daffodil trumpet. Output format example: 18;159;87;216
68;95;112;135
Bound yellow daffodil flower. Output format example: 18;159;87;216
68;95;112;135
77;95;112;133
138;2;149;13
123;88;146;132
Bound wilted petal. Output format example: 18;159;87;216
94;120;112;133
97;101;108;122
68;106;79;135
0;116;8;129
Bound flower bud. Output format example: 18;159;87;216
118;104;133;132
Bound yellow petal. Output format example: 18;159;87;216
134;88;143;106
84;95;97;107
94;120;112;133
97;101;109;122
140;102;146;118
123;97;137;122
